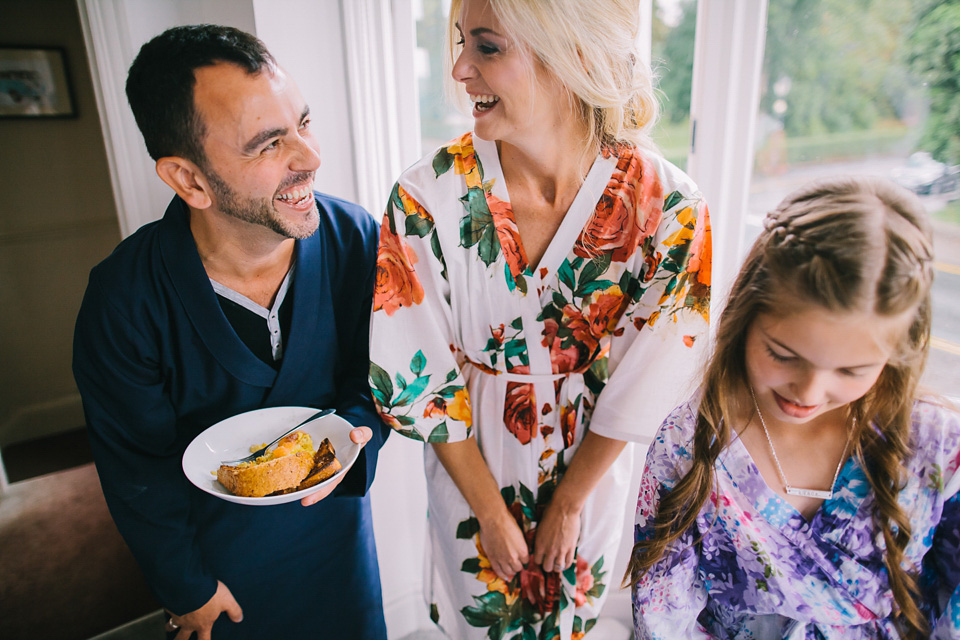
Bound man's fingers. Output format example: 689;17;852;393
225;598;243;623
349;426;372;444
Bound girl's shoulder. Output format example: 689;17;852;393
648;396;701;459
911;396;960;443
909;397;960;494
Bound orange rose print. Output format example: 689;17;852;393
563;286;629;354
687;203;712;286
574;150;663;262
643;250;662;283
542;318;591;373
397;185;434;226
474;537;517;605
487;193;529;281
423;397;446;418
447;388;472;426
374;215;424;316
573;556;594;607
520;557;561;616
503;381;537;444
559;403;577;448
448;133;482;188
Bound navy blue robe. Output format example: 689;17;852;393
73;194;390;639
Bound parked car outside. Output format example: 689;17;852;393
891;152;959;196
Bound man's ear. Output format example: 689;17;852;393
155;157;213;210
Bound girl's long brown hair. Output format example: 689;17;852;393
624;176;935;638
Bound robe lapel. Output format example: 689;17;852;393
721;440;886;617
266;228;331;406
157;197;278;388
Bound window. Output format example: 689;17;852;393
744;0;960;397
409;0;959;398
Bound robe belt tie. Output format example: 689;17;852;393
463;358;568;384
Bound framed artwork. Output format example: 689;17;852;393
0;47;75;118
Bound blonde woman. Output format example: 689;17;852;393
370;0;711;637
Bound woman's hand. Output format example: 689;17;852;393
532;431;627;572
478;508;530;582
166;580;243;640
533;500;582;573
431;437;531;581
300;427;371;507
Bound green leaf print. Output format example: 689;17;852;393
461;557;482;573
460;188;493;247
515;274;528;294
394;372;407;391
410;350;427;376
663;189;683;212
478;223;501;267
436;385;461;398
433;147;455;177
510;317;523;330
405;212;434;238
388;183;404;217
501;485;516;506
430;603;440;624
576;279;616;297
539;610;559;639
430;231;447;280
369;362;394;407
445;368;459;383
666;242;690;271
518;626;537;640
457;516;481;539
461;591;509;627
557;260;576;291
519;484;536;514
395;375;431;407
577;254;612;293
584;618;597;634
427;422;449;443
393;415;416;426
395;427;424;441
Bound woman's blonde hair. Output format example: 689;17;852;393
446;0;659;157
625;175;935;638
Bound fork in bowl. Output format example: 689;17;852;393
220;408;335;465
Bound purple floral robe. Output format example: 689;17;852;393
633;397;960;639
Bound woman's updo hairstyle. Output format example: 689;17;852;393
446;0;659;155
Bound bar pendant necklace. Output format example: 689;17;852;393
750;388;851;501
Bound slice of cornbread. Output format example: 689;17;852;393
217;431;315;497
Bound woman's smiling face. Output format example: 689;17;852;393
451;0;570;147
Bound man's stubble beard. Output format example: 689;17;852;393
205;167;319;240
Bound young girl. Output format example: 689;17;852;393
627;176;960;638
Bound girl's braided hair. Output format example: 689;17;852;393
625;175;935;637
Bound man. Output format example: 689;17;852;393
73;25;390;639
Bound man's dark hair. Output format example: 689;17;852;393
125;24;275;166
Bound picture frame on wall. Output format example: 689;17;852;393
0;47;75;118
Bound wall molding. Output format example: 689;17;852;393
76;0;169;238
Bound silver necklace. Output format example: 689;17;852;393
749;387;852;500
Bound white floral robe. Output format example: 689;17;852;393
370;133;711;639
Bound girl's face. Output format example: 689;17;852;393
744;305;908;427
451;0;570;147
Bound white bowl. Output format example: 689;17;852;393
182;406;359;506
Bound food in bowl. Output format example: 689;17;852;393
216;431;342;497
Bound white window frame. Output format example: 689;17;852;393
686;0;769;318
